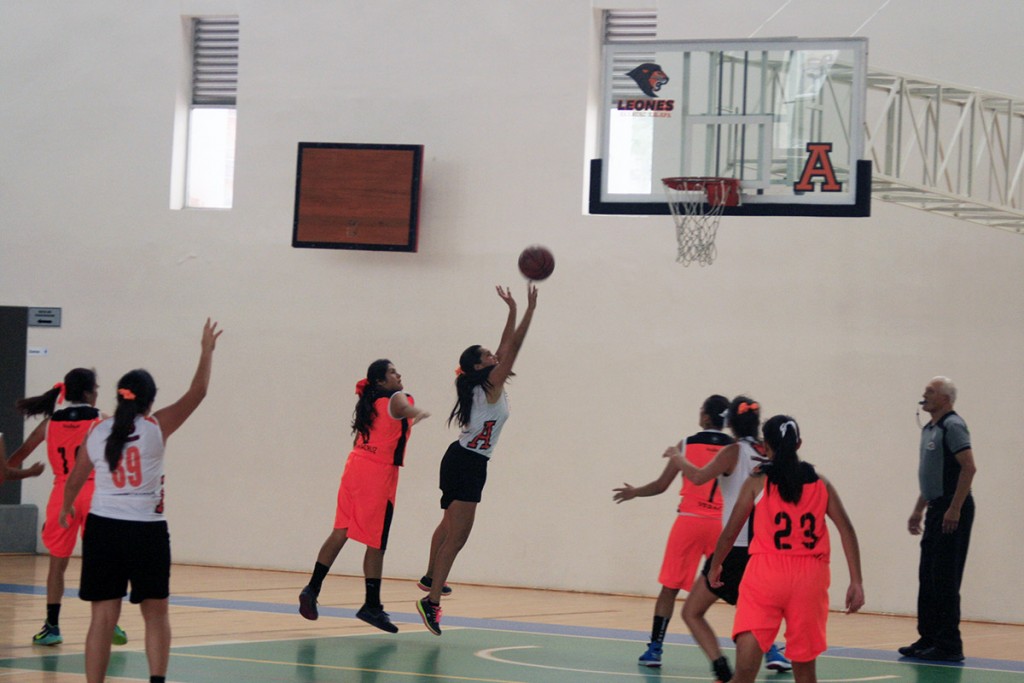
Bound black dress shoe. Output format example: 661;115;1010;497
898;640;930;657
915;646;965;662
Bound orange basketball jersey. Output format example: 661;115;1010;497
352;394;414;466
46;405;101;481
676;430;732;517
749;467;831;559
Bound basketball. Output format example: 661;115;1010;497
517;245;555;281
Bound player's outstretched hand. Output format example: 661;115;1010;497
496;286;515;309
202;318;223;353
526;282;538;308
613;483;637;503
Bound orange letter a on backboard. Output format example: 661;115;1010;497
794;143;842;192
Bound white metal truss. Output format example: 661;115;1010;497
864;69;1024;234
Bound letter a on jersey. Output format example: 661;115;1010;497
466;420;496;451
794;142;842;192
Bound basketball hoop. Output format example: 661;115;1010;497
662;177;741;266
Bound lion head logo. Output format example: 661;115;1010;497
627;63;669;97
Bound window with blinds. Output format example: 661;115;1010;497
601;10;658;195
192;18;239;106
604;10;658;100
603;10;657;43
185;17;239;209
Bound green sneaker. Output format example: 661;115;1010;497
32;622;63;646
112;624;128;645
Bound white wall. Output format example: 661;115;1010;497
2;1;1022;625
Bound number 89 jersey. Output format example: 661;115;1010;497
86;416;167;522
749;467;831;560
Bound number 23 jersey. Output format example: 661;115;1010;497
748;466;831;560
85;415;166;522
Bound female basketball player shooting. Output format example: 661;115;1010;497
417;284;538;635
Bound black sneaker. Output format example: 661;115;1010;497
298;585;319;621
356;605;399;633
898;639;930;657
915;646;965;662
416;575;453;596
711;655;733;682
416;597;442;636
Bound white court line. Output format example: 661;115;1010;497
475;646;900;682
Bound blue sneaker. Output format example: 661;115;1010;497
765;643;792;672
32;622;63;646
638;641;663;667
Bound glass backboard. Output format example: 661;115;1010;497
590;37;870;216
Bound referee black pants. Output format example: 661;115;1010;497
917;494;974;654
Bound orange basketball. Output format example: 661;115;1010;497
518;245;555;281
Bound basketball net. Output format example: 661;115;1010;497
662;177;740;267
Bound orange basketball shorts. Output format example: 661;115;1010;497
659;514;720;592
42;477;95;558
732;553;831;662
334;453;400;550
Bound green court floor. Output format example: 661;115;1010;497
2;627;1016;682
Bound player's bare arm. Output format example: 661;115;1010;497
824;478;865;613
665;441;737;486
613;460;678;502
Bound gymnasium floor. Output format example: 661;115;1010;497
2;555;1022;682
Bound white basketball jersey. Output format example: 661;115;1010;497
719;436;761;547
458;386;509;459
86;416;166;522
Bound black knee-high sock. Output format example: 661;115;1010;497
46;603;61;627
150;676;166;683
364;578;382;608
308;562;330;593
651;615;669;643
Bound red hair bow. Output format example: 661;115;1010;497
53;382;66;404
737;402;759;414
118;388;137;401
355;379;370;396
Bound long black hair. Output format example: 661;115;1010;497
761;414;815;504
726;395;761;440
105;370;157;471
447;345;494;428
352;359;395;442
702;394;730;429
15;368;96;417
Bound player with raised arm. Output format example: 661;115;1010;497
417;284;538;636
60;319;221;683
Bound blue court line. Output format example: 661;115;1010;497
4;583;1022;674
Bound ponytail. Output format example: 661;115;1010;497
15;368;96;417
352;359;394;442
726;395;761;439
761;414;808;504
447;345;493;428
702;394;729;429
105;370;156;471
